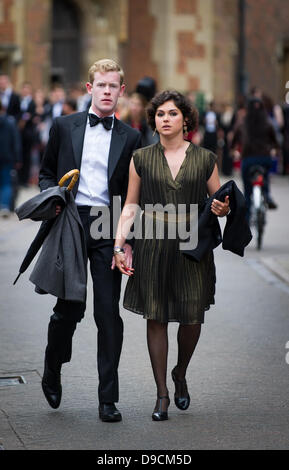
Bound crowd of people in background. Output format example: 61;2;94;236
1;71;289;219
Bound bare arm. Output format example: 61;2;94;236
207;164;230;217
112;158;141;275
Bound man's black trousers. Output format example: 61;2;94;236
45;205;123;404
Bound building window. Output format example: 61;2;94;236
51;0;81;86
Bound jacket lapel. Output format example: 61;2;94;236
71;111;88;169
108;118;127;180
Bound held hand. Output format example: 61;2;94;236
211;195;230;217
112;252;134;276
123;243;133;268
111;244;134;276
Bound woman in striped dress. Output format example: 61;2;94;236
112;90;230;421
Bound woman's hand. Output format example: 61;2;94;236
123;243;133;268
111;244;134;276
211;195;230;217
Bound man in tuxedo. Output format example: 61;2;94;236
0;74;21;210
49;84;66;119
18;82;36;186
39;59;141;422
0;73;21;120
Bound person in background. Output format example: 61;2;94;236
219;103;234;176
122;92;158;147
32;88;52;163
0;75;21;207
115;92;129;120
0;99;22;217
68;82;91;112
185;91;202;145
62;98;77;115
135;76;157;103
262;94;284;160
250;86;262;100
282;98;289;175
202;101;218;154
18;82;36;186
228;95;247;170
231;95;247;131
231;97;279;221
49;84;66;119
0;73;21;120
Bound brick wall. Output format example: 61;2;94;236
213;0;238;105
0;0;50;90
1;0;288;104
246;0;289;102
175;0;197;15
177;31;205;82
24;0;51;90
0;0;14;43
123;0;158;92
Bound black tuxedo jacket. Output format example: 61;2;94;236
6;92;21;120
39;111;141;209
20;99;37;141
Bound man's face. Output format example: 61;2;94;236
86;71;125;117
21;83;32;97
0;75;9;92
50;87;66;104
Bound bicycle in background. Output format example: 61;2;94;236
249;165;267;250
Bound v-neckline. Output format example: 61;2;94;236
159;141;192;185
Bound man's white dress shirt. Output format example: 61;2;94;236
52;101;64;119
20;95;32;112
75;107;114;207
0;87;12;109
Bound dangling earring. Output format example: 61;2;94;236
183;122;187;134
153;127;157;137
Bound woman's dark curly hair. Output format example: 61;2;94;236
146;90;199;133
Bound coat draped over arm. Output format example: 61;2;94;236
15;186;87;303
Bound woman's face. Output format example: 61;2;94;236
35;89;45;104
129;96;144;119
155;100;184;137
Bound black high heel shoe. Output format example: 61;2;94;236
171;366;190;411
152;395;170;421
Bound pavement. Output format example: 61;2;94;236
0;172;289;451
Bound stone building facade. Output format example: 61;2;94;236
0;0;288;105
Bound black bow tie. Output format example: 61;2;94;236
88;114;113;130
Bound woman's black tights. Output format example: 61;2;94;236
146;320;202;398
176;323;201;380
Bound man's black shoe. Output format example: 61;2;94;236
99;403;122;422
41;359;62;409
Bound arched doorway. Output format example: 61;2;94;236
51;0;81;86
